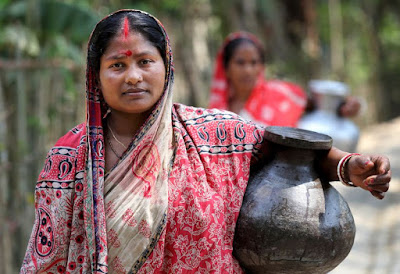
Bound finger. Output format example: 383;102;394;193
378;160;391;175
364;171;392;186
363;170;392;187
371;155;391;174
370;190;385;200
376;170;392;184
351;155;374;173
365;182;390;193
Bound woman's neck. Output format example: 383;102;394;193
228;86;252;113
104;111;149;172
106;111;148;138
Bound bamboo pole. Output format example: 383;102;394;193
0;58;79;70
14;49;31;269
0;72;13;274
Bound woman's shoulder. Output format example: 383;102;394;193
173;103;250;123
53;123;87;149
172;103;265;134
172;103;265;153
38;123;86;182
264;79;307;98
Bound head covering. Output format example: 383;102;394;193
209;31;307;127
84;9;175;272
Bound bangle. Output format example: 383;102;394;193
337;153;360;187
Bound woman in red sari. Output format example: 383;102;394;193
21;10;391;273
209;32;360;127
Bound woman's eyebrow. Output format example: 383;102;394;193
105;50;156;60
104;54;126;60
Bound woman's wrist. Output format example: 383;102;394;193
337;153;360;187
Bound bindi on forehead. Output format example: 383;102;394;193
123;50;132;57
113;50;132;57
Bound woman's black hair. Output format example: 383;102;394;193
222;37;265;69
87;11;166;74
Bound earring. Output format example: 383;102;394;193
103;107;111;119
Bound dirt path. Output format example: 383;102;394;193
330;117;400;274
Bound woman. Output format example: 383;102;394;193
20;10;391;273
209;32;360;127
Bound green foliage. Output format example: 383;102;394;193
0;0;25;19
27;115;42;131
0;25;40;56
61;67;80;96
341;3;371;84
316;2;330;46
0;0;99;59
0;0;12;9
380;13;400;68
39;0;99;43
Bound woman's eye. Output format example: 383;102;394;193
251;60;259;66
111;63;124;69
140;59;152;65
235;60;245;66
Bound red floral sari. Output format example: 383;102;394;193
21;10;265;274
209;32;307;127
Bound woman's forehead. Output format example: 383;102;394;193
233;42;260;57
103;32;158;56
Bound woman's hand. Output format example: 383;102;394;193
338;96;361;117
346;154;391;199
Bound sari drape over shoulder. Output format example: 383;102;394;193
21;10;265;274
209;31;307;127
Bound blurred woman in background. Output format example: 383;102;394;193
209;31;360;127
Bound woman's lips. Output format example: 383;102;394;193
122;88;147;96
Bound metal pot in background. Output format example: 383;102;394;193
297;80;360;152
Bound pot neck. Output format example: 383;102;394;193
272;144;316;166
313;92;345;113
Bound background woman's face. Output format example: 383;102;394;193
99;29;166;115
225;42;263;98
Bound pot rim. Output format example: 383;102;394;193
264;126;333;150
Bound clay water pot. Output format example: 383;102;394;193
233;126;356;274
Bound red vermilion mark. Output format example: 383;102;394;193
118;50;132;57
123;17;130;40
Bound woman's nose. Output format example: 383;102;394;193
125;67;143;84
242;63;254;74
244;62;259;75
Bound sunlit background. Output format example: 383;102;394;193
1;0;400;272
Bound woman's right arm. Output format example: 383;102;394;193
21;125;87;273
